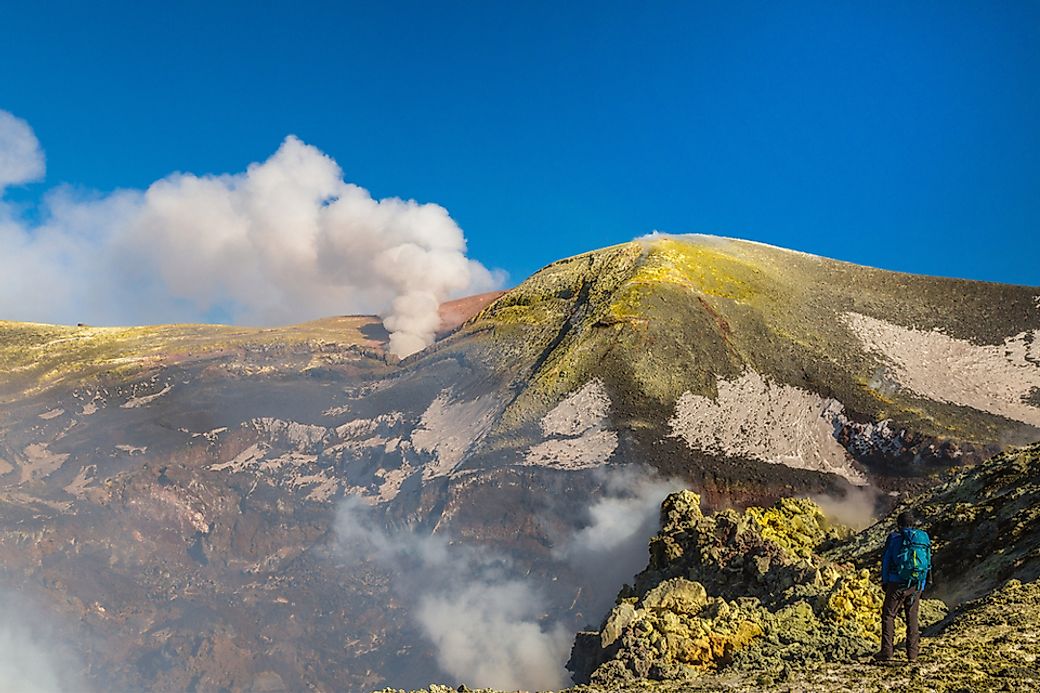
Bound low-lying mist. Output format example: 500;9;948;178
334;466;681;691
0;588;91;693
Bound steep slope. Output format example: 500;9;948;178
433;235;1039;500
0;235;1037;691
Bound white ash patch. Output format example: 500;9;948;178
80;402;98;416
209;444;265;473
19;443;71;484
121;383;173;409
375;463;416;502
412;390;499;480
252;418;328;447
38;408;64;420
668;369;866;485
843;312;1040;427
540;379;612;436
525;430;619;469
522;379;618;469
64;464;97;498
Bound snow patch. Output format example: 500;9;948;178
843;312;1040;427
189;427;228;443
523;379;618;469
38;408;64;420
540;379;612;437
210;444;264;473
252;418;328;447
375;463;416;502
668;370;866;485
412;391;499;480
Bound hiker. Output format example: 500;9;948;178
877;510;932;663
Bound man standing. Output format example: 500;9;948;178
878;510;932;663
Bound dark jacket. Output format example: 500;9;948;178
881;527;931;589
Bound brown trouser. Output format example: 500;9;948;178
880;583;920;660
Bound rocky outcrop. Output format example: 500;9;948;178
566;444;1040;691
567;492;946;686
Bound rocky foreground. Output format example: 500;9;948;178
379;443;1040;692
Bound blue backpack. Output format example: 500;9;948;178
893;527;931;589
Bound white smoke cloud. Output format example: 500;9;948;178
0;588;91;693
333;468;683;690
334;496;571;690
417;581;571;692
553;467;681;620
812;485;882;530
0;110;502;357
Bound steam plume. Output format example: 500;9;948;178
0;588;91;693
333;468;682;690
334;497;571;690
812;485;882;530
0;109;501;357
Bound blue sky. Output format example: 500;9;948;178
2;0;1038;287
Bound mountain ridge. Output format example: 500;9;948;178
0;234;1037;691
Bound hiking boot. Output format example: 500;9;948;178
872;654;893;665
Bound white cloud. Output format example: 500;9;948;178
0;111;502;356
0;110;45;189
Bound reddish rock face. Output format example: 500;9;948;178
436;290;508;336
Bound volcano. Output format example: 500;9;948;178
0;235;1037;691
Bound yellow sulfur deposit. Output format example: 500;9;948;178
822;568;888;642
744;497;832;560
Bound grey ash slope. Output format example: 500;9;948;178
0;235;1037;691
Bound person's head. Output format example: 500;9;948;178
897;510;915;529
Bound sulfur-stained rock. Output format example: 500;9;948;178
641;578;708;615
567;490;960;687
